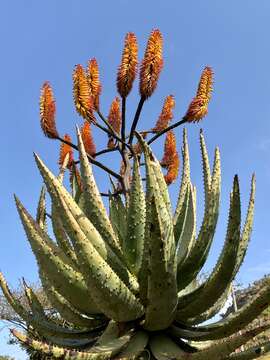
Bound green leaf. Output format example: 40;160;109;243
200;129;212;206
36;185;47;231
233;174;256;276
124;157;146;275
174;128;190;224
109;193;127;247
184;285;232;325
143;194;177;330
33;155;144;321
115;331;149;359
12;328;134;359
22;279;47;319
228;340;270;359
135;134;176;310
51;198;78;265
15;196;100;315
0;273;97;340
177;147;221;291
177;175;241;320
172;279;270;341
34;153;139;294
40;273;107;329
183;324;270;359
176;182;196;265
149;334;186;360
77;127;121;255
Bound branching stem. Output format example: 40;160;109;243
148;117;187;145
128;96;145;145
57;136;122;181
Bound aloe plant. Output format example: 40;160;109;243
1;30;270;359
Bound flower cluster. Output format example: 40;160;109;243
40;82;58;139
39;30;214;191
184;66;213;123
161;131;180;184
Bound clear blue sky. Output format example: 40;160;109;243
1;0;270;358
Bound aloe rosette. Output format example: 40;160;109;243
1;30;270;359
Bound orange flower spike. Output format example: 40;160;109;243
184;66;214;123
87;58;101;110
73;64;95;121
117;32;138;98
164;153;180;185
140;29;163;99
196;66;213;102
153;95;175;132
161;130;177;168
108;97;121;135
40;82;59;139
184;97;209;123
81;121;96;156
59;134;74;169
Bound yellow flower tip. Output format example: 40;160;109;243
59;134;74;169
117;32;138;98
196;66;214;102
160;130;177;168
108;97;121;135
184;66;213;123
39;82;58;139
81;121;96;157
184;96;209;123
140;29;163;99
73;64;95;122
87;58;102;110
164;152;180;185
153;95;175;132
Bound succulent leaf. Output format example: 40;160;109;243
228;340;270;359
174;128;190;224
77;127;122;255
184;324;270;359
34;153;139;293
36;185;47;231
136;134;175;308
177;175;241;320
124;157;146;275
176;147;221;291
15;196;100;315
200;129;212;205
176;182;196;265
109;193;127;246
12;328;134;359
0;273;96;341
143;194;177;330
40;273;107;329
51;198;78;264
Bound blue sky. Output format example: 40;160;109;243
1;0;270;358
